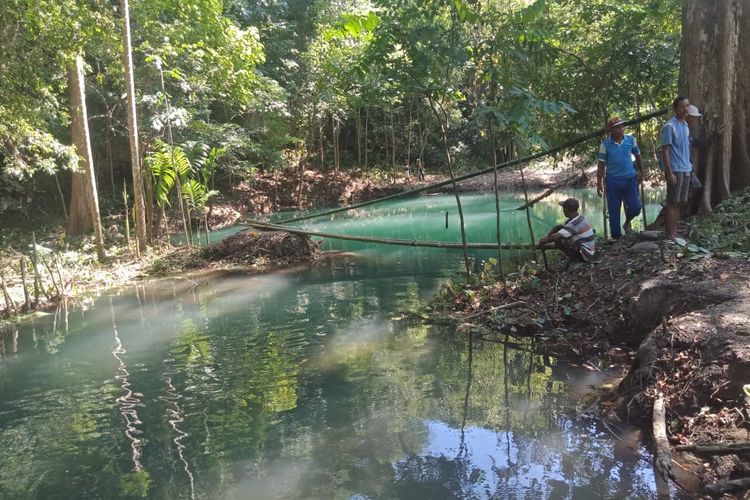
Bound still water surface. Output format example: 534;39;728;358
1;189;663;499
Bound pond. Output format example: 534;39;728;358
0;188;665;499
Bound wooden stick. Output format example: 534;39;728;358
31;231;41;303
55;257;66;297
245;220;554;251
519;167;539;262
41;257;61;297
676;442;750;455
514;171;585;211
458;301;526;320
489;119;505;282
0;269;17;315
20;257;30;310
653;394;672;498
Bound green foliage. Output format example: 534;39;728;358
691;188;750;253
0;0;684;216
146;140;223;213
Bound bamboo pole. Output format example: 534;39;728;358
55;257;65;297
429;97;471;281
158;62;191;247
245;219;552;250
123;183;131;251
30;232;46;301
636;91;648;227
20;257;30;311
41;257;61;297
514;171;585;211
601;186;609;240
489;119;505;281
0;268;17;316
272;108;669;226
519;167;540;263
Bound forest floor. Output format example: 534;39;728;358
437;188;750;497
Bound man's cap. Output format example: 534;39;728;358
687;104;702;117
607;116;626;129
559;198;579;211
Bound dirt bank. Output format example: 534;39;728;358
149;229;321;276
226;160;607;216
439;203;750;496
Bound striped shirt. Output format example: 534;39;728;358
556;214;596;259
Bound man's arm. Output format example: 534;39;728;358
662;145;676;185
597;160;606;197
540;225;565;246
539;230;564;246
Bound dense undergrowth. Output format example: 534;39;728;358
691;187;750;253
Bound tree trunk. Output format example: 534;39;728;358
681;0;750;213
406;103;413;168
364;107;369;170
390;108;396;168
66;54;105;261
120;0;148;254
356;107;362;168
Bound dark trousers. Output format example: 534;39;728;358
606;176;642;237
555;239;589;263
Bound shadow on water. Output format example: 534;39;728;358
0;189;664;499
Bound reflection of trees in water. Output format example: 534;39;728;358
110;297;145;472
392;454;481;498
0;269;660;498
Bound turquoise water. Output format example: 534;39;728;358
0;189;663;499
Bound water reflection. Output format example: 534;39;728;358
0;192;662;499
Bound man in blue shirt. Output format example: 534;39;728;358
597;116;643;238
661;96;692;240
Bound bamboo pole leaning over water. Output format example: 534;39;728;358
489;120;506;282
514;170;585;211
519;166;544;268
244;220;553;251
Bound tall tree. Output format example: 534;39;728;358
66;54;106;260
119;0;148;253
680;0;750;213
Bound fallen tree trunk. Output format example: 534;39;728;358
704;477;750;497
653;394;672;498
676;442;750;455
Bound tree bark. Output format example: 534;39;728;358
356;107;362;168
120;0;148;254
66;54;105;261
364;107;369;170
680;0;750;213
